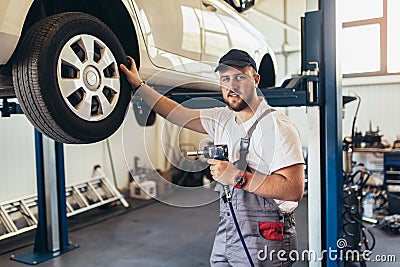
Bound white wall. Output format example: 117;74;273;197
0;115;36;202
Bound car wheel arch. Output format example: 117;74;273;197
258;53;276;88
21;0;140;66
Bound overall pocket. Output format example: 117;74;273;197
258;221;284;241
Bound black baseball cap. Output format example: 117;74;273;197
214;49;257;72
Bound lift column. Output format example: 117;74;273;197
11;130;78;265
320;0;343;266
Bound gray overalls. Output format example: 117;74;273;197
210;186;297;266
210;109;298;267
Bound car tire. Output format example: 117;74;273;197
12;12;131;144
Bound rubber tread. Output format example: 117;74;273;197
14;18;67;141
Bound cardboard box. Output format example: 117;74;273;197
129;180;157;200
147;170;174;198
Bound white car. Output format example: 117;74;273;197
0;0;277;144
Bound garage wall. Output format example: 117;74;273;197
0;116;36;202
342;79;400;145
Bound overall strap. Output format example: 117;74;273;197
236;108;276;171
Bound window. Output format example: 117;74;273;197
341;0;399;77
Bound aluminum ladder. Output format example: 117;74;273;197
0;176;129;241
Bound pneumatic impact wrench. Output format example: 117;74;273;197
186;145;231;201
187;144;255;267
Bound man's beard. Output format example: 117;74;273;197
224;97;249;112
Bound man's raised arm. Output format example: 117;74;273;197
120;56;206;134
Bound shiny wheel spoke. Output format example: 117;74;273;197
80;35;95;64
59;78;85;97
59;46;84;71
98;93;114;115
75;94;93;120
98;48;116;71
103;78;120;93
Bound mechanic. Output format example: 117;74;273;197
120;49;305;266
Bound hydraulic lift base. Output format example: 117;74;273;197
10;244;79;265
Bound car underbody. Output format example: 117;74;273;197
0;65;15;98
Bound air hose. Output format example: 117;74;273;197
223;185;255;267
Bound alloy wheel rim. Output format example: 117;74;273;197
57;34;120;121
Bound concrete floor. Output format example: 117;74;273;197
0;190;399;267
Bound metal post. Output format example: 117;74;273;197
55;141;70;249
307;107;322;267
42;135;60;252
320;0;343;266
11;130;78;265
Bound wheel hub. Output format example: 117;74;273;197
83;66;101;91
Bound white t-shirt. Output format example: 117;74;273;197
200;99;304;213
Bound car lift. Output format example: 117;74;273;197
1;0;340;265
